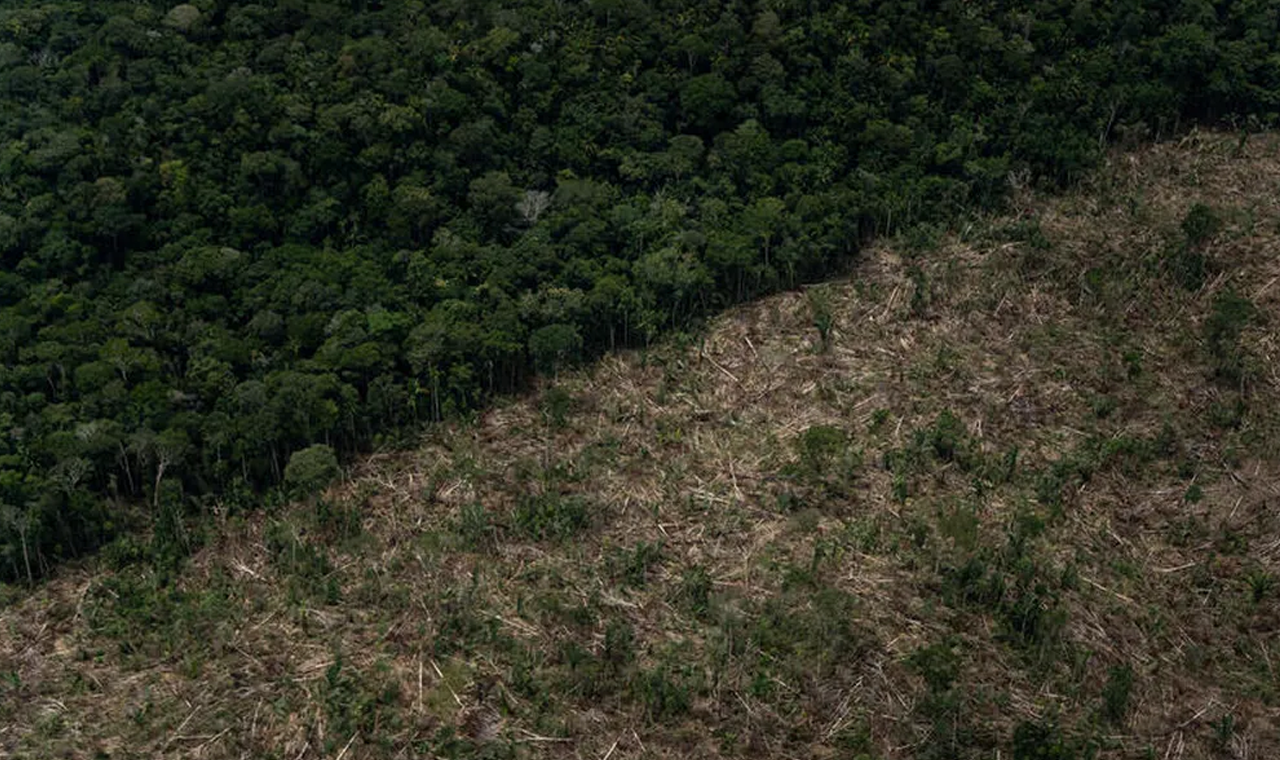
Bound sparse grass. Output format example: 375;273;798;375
3;131;1280;759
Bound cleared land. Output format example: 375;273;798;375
3;131;1279;759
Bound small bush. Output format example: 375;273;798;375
85;570;238;659
511;492;592;541
796;425;848;474
603;619;636;670
1245;569;1275;604
631;665;693;722
908;640;960;692
626;541;663;587
939;549;1066;654
930;410;968;463
908;264;932;316
807;287;835;350
314;497;362;542
1101;664;1134;724
539;386;574;429
775;489;806;512
677;565;713;617
1098;434;1155;476
892;470;910;503
1166;243;1210;290
1011;720;1076;759
751;587;867;674
1181;203;1222;247
323;654;401;745
1208;395;1246;429
609;541;663;588
102;534;150;571
1204;290;1257;385
1000;580;1066;650
1211;714;1235;752
432;586;493;656
937;502;980;551
284;444;340;498
265;520;339;603
151;484;197;581
1002;218;1052;251
1091;394;1117;419
456;501;492;549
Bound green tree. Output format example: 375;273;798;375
284;444;341;498
529;323;582;376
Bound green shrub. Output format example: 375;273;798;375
750;587;866;675
1166;242;1210;290
677;565;713;617
937;502;980;551
1011;720;1077;759
908;640;961;692
512;493;592;541
1204;290;1257;386
1211;714;1235;752
1246;569;1275;604
456;501;492;549
614;541;663;588
265;520;340;604
539;386;575;429
909;264;932;316
432;586;494;656
1000;580;1066;651
84;570;238;660
284;444;341;498
796;425;848;473
1101;664;1135;724
323;654;401;746
314;497;363;543
631;665;693;722
1181;203;1222;247
1002;218;1053;251
603;619;636;670
930;410;968;463
790;425;862;501
939;544;1066;655
807;287;835;350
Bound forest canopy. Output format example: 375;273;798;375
1;0;1277;580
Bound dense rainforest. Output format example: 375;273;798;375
0;0;1277;581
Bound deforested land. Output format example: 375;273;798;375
3;131;1278;759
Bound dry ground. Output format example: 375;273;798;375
3;130;1279;759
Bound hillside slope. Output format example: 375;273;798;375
3;131;1278;759
4;0;1279;580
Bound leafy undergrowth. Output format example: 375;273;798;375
4;131;1280;758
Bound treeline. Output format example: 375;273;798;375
1;0;1277;580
